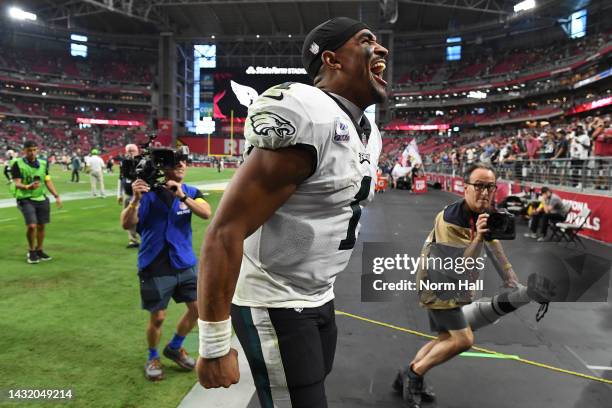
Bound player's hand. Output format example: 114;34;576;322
165;180;184;198
475;213;490;241
196;349;240;389
117;196;123;205
54;196;63;209
29;181;41;190
131;179;150;201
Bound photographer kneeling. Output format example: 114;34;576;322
397;163;519;408
121;156;211;381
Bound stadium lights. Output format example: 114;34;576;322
211;35;215;39
8;6;37;21
468;91;487;99
514;0;535;13
70;34;88;42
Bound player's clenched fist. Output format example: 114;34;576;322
196;348;240;389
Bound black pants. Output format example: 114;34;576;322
530;212;565;236
232;300;337;408
71;169;80;182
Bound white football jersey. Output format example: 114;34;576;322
233;82;382;308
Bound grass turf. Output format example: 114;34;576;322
0;167;231;408
0;166;234;200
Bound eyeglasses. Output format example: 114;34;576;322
466;182;497;193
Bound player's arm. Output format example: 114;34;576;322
196;145;313;388
199;146;312;320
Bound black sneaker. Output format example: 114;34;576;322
163;344;195;370
37;250;52;261
403;367;424;408
27;251;40;264
393;368;436;403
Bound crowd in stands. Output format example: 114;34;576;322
0;118;149;164
0;97;150;122
396;31;610;86
419;114;612;189
389;85;610;129
0;46;155;86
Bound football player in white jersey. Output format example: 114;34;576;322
196;17;388;407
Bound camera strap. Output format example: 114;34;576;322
469;217;476;241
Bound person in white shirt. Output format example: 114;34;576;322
465;147;475;165
569;126;590;187
86;149;106;197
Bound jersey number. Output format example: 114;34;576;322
339;176;372;250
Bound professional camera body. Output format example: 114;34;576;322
485;209;516;240
122;136;190;189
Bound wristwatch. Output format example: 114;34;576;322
180;195;188;203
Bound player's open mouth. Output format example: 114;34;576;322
370;60;387;86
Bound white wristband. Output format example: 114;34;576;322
198;318;232;359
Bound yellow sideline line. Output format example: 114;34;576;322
334;310;612;385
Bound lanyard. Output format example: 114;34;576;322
469;215;476;241
324;92;371;145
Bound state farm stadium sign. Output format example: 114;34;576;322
245;66;307;75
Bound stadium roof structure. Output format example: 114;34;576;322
10;0;603;39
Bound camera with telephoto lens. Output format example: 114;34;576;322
122;135;190;189
485;209;516;240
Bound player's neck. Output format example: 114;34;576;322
317;83;367;111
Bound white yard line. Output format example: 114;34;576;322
586;365;612;371
0;180;230;209
81;205;106;210
563;345;601;377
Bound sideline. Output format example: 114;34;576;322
335;309;612;385
0;180;230;209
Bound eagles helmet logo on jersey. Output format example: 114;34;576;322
251;111;296;139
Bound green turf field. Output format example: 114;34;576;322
0;167;233;408
0;166;234;200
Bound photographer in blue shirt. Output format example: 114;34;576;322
121;157;211;381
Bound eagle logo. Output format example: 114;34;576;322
251;112;296;139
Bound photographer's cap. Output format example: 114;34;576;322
302;17;370;79
91;149;99;155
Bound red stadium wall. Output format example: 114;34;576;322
426;173;612;244
179;136;246;155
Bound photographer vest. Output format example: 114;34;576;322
416;200;494;309
136;184;200;271
13;158;48;201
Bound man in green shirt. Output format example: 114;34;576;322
11;141;63;264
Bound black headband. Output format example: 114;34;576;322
302;17;370;79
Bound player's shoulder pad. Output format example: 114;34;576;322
245;83;322;150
